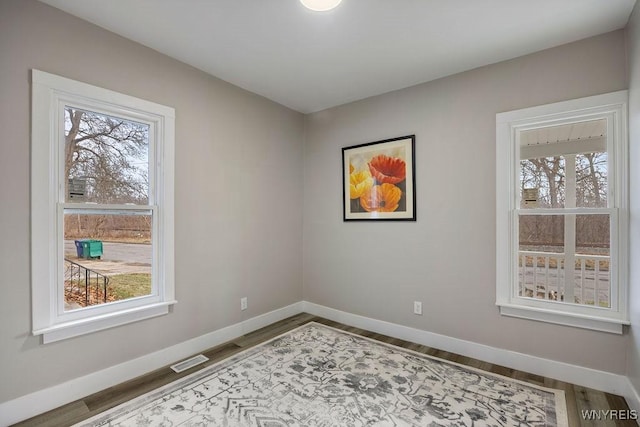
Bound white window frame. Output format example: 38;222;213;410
496;91;629;334
31;70;176;343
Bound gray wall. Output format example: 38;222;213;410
626;2;640;395
0;0;635;410
303;30;629;374
0;0;304;403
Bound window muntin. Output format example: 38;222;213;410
31;70;175;343
496;91;628;333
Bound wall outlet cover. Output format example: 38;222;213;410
413;301;422;315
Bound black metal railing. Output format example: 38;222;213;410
64;258;110;307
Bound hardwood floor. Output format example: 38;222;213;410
13;313;638;426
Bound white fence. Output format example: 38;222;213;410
518;250;610;307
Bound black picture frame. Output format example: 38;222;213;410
342;135;416;221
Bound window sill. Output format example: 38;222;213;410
33;301;177;344
498;303;629;334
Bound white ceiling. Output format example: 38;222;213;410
39;0;636;114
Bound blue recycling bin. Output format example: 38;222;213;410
74;240;86;257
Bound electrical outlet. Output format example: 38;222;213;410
241;297;248;311
413;301;422;315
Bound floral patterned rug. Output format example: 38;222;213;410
76;322;568;426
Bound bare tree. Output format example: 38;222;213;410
521;157;565;208
520;152;608;251
65;107;149;204
64;107;151;240
576;152;607;208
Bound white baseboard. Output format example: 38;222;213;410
0;301;303;426
302;301;631;397
624;377;640;415
3;300;637;426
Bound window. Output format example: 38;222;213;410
31;70;175;343
496;91;629;333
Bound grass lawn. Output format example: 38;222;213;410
109;273;152;300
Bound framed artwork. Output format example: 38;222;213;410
342;135;416;221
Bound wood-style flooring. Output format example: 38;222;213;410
13;313;638;426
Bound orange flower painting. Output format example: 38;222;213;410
342;135;416;221
359;183;402;212
368;155;406;184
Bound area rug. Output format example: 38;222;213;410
76;322;568;426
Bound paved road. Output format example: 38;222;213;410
65;240;151;263
64;240;151;275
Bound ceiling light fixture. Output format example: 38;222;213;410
300;0;342;12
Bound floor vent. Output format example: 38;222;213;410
170;354;209;373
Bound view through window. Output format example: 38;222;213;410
518;119;611;308
32;69;175;342
496;91;628;332
63;107;153;311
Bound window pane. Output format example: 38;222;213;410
63;211;152;311
575;214;610;307
576;152;607;208
518;215;565;300
520;157;565;208
520;119;608;209
65;107;150;204
518;213;611;308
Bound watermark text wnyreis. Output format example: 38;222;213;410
581;409;638;421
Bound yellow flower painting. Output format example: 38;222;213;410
349;169;373;199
